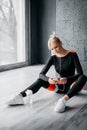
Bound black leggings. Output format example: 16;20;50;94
21;75;87;98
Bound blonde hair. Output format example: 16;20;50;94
48;32;61;50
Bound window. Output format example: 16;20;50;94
0;0;26;66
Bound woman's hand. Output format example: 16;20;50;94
48;77;67;85
48;78;59;85
58;77;67;84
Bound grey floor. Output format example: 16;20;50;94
0;65;87;130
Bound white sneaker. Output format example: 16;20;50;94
7;95;24;106
25;90;33;105
54;97;66;113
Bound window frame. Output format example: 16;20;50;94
0;0;31;71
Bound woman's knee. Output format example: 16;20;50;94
79;75;87;82
77;75;87;87
83;75;87;80
37;78;49;87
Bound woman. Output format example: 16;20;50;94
7;33;87;113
